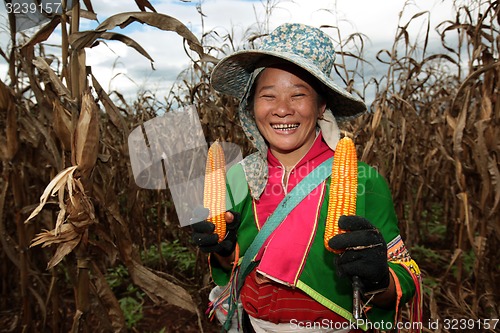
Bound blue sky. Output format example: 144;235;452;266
0;0;456;101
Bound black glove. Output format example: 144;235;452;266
328;215;390;295
191;207;240;257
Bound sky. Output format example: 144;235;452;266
0;0;457;102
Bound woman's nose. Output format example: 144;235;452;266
272;98;294;117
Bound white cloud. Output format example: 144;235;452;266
0;0;455;101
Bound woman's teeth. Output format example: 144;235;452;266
271;123;299;131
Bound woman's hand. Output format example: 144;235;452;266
191;208;241;258
328;216;393;303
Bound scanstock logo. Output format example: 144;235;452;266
128;105;244;227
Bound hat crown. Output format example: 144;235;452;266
260;23;335;76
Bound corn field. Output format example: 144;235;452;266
0;0;498;332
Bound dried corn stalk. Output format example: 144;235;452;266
25;90;100;269
203;141;226;242
0;81;18;161
324;137;358;253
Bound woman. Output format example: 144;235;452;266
192;23;421;333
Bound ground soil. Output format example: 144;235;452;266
136;299;220;333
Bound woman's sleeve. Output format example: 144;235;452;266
209;163;250;286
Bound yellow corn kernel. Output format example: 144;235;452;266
204;141;226;242
324;137;358;253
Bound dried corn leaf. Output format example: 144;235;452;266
73;90;100;174
443;248;463;279
96;12;204;58
21;16;61;50
90;73;128;134
31;204;92;269
56;185;67;235
488;155;500;217
93;181;126;226
52;99;73;151
429;288;440;326
82;0;95;14
128;260;197;313
32;57;72;98
71;49;87;98
67;9;97;21
91;226;119;265
68;12;205;65
451;62;500;110
452;102;467;156
90;261;126;331
66;191;96;225
134;0;157;12
457;192;476;250
371;107;383;131
0;81;18;160
70;309;84;333
46;236;82;269
103;197;197;313
473;118;492;211
25;165;78;223
31;226;80;248
74;31;154;63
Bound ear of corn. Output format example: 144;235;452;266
325;137;358;253
203;141;227;242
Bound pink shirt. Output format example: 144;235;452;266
253;132;334;285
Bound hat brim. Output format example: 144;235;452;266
210;50;367;119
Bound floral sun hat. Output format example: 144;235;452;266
210;23;367;199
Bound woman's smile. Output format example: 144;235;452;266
270;122;300;132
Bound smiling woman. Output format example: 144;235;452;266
191;23;422;333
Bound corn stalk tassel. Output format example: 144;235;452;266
324;137;358;253
203;141;227;242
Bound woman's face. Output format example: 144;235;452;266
253;65;326;161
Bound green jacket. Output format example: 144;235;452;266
211;161;417;328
